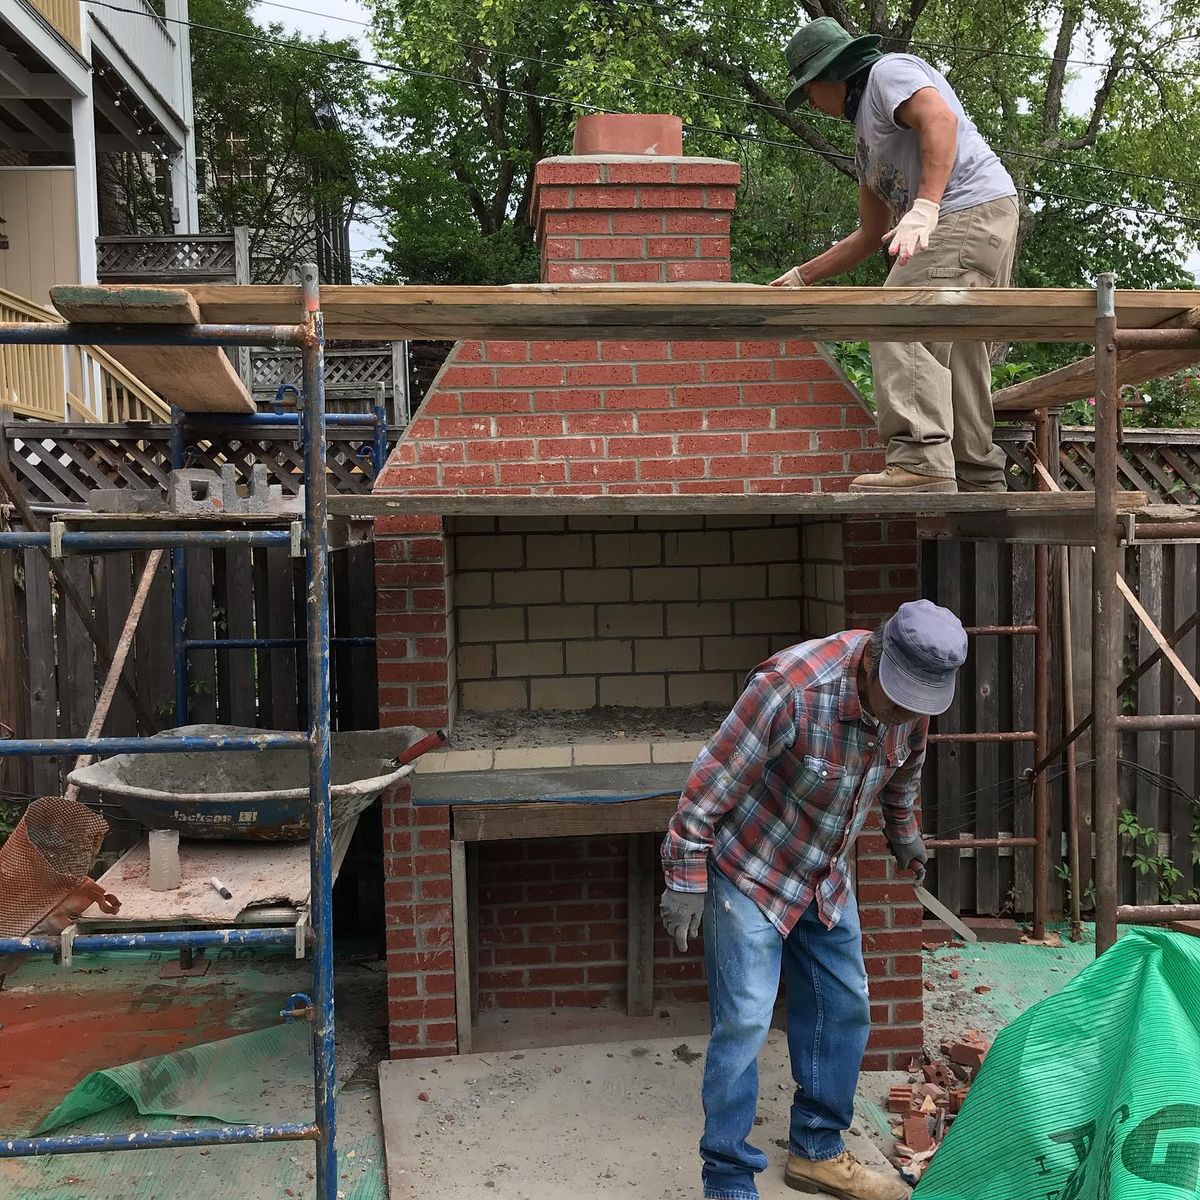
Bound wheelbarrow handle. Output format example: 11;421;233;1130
394;728;448;767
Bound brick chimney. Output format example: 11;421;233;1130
372;117;924;1069
531;113;738;284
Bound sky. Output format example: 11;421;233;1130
251;0;1198;282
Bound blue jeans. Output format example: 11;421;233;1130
699;865;870;1200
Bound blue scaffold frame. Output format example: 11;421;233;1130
0;264;341;1197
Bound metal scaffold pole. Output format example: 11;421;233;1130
301;262;338;1196
1092;273;1121;954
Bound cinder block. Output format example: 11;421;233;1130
597;603;663;638
494;569;563;605
733;528;799;564
702;635;769;671
700;565;767;601
567;516;635;532
662;531;732;566
525;533;594;569
88;487;161;514
530;675;597;710
455;644;494;681
496;641;564;678
666;602;733;637
634;637;701;672
734;599;803;635
668;672;737;707
636;516;703;531
451;516;497;534
498;516;566;533
768;563;804;598
564;568;631;603
594;531;663;568
457;606;525;643
573;741;653;766
528;605;595;640
566;638;632;675
599;674;665;707
168;468;223;513
631;567;698;602
454;571;493;606
460;679;527;712
454;534;524;570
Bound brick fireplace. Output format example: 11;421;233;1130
373;114;924;1068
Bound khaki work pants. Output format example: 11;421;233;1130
870;195;1020;489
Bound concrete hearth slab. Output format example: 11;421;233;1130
379;1031;901;1199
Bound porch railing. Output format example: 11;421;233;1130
87;0;183;119
26;0;82;49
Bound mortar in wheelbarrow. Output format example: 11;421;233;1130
67;724;432;841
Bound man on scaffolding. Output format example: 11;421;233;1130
771;18;1020;497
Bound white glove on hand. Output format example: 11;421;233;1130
884;198;940;266
769;266;808;288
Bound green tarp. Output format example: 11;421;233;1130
917;928;1200;1199
35;1021;312;1134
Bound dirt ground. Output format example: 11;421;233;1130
919;946;1005;1054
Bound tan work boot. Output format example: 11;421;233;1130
848;466;957;494
785;1150;909;1200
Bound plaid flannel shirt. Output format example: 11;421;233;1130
661;631;927;935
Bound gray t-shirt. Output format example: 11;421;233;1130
854;54;1016;223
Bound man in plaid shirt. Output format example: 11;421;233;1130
661;600;967;1200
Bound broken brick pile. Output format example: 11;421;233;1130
887;1029;991;1183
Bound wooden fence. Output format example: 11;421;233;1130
0;539;378;818
922;426;1200;916
0;420;385;508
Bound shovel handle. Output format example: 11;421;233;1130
395;728;448;767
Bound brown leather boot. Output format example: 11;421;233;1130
848;466;957;493
785;1150;909;1199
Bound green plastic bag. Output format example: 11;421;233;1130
35;1021;312;1134
917;928;1200;1199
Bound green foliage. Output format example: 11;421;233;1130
190;0;372;280
1119;810;1191;903
362;0;1200;291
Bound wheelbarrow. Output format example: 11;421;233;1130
67;723;445;842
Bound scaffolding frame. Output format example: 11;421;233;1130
0;265;339;1196
0;274;1197;1190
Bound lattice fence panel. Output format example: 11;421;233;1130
95;236;238;283
1058;431;1200;504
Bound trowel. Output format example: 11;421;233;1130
912;879;978;944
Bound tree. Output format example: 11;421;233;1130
366;0;1200;308
189;0;373;281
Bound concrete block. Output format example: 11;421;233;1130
495;641;564;678
566;638;632;675
662;531;731;567
668;671;737;707
702;635;769;671
455;534;524;570
457;606;525;643
530;675;597;710
460;679;528;712
455;643;494;681
168;468;224;513
453;571;493;606
733;528;799;564
634;637;701;673
564;568;631;603
599;674;665;707
494;569;563;606
87;487;161;514
631;567;699;603
768;562;804;598
597;603;662;638
666;602;733;637
526;532;594;569
734;599;802;636
700;565;766;601
594;531;663;568
528;605;595;640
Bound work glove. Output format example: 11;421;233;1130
883;198;939;266
889;836;929;885
660;887;706;952
769;266;808;288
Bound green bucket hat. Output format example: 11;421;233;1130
783;17;883;113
